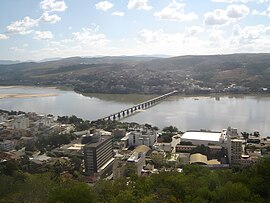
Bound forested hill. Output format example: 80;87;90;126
0;54;270;94
0;158;270;202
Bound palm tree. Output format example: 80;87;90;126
241;132;249;143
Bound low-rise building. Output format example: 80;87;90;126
0;140;14;152
34;115;54;127
113;145;150;178
127;151;145;176
127;128;157;147
0;113;8;123
176;145;222;153
154;142;172;152
190;153;221;166
11;115;29;130
181;130;227;146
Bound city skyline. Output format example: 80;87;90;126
0;0;270;60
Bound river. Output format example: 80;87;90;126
0;86;269;137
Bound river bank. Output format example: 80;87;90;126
0;86;269;136
1;84;270;97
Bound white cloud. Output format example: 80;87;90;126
0;34;9;40
208;29;226;46
72;28;109;46
212;0;244;2
34;31;53;40
95;1;113;11
39;12;61;24
5;12;61;35
134;28;214;56
204;4;250;25
229;24;270;45
9;47;25;52
184;26;204;37
6;16;38;35
127;0;152;10
211;0;263;3
204;9;227;25
226;4;250;18
252;5;270;16
135;25;270;56
138;29;165;43
112;11;125;16
154;0;198;22
196;24;270;53
40;0;67;12
137;28;203;45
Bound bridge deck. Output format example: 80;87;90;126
96;90;177;121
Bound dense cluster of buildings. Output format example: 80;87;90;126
82;125;270;182
0;111;73;163
1;110;269;183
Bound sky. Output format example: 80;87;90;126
0;0;270;61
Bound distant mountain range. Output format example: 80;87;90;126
0;54;269;94
0;60;21;65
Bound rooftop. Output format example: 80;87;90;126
181;131;222;142
190;153;208;165
84;135;111;148
190;153;221;165
133;145;150;154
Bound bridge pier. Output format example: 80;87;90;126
94;90;177;122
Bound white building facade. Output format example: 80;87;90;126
127;130;157;147
12;115;29;129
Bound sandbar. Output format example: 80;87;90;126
0;86;57;89
0;93;57;99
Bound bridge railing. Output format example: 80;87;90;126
96;90;178;121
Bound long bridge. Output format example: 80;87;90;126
98;90;178;121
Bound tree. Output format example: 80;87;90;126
253;131;260;137
124;164;137;177
48;182;96;203
241;132;249;142
249;157;270;200
241;132;249;154
216;182;251;203
70;155;83;171
159;132;174;143
190;145;211;159
151;152;166;168
152;126;159;131
75;121;91;131
163;126;178;133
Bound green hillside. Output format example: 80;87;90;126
0;54;270;94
